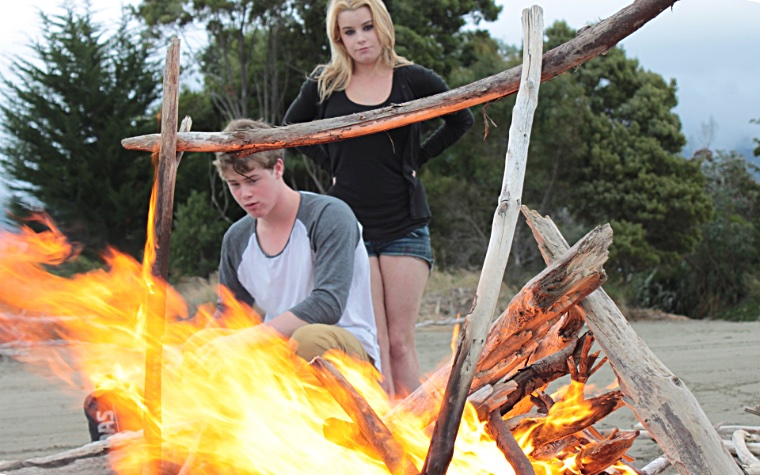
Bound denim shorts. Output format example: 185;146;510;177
364;225;434;270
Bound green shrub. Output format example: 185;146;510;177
169;191;229;278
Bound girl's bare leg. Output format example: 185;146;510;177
377;255;429;396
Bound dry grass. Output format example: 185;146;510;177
419;268;516;324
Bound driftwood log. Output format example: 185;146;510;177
521;206;743;475
575;431;638;475
512;391;626;448
421;7;543;474
642;454;672;475
731;430;760;475
121;0;680;155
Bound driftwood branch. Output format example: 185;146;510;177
521;206;743;475
528;307;586;366
475;333;592;418
642;454;672;475
575;431;638;475
420;7;543;475
143;36;182;475
732;430;760;475
473;225;609;389
516;391;625;448
724;440;760;457
310;357;419;475
121;0;680;155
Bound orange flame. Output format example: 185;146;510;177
0;215;636;473
0;216;512;473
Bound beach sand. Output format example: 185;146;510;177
1;319;759;473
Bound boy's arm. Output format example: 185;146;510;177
260;311;307;337
288;199;358;326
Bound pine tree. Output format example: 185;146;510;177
0;4;161;257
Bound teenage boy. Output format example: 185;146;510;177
194;118;380;369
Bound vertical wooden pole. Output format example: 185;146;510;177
144;36;181;475
420;7;544;474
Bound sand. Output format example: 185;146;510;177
1;319;759;473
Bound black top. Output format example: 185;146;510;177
324;80;421;240
284;64;474;241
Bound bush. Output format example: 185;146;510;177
169;191;230;278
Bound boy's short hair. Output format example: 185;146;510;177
213;119;281;176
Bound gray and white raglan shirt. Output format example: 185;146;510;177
218;192;380;369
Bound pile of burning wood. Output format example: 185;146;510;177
303;205;632;475
307;203;757;475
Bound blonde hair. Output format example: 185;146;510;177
315;0;412;101
213;119;281;176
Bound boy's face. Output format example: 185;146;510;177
222;159;283;219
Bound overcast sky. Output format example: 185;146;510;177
492;0;760;156
0;0;758;159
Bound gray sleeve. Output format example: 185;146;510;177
289;198;359;325
217;218;256;312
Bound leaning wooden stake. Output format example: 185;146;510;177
421;8;543;474
121;0;679;155
143;36;186;475
522;206;743;475
310;357;419;475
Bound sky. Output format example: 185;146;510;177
490;0;760;156
0;0;758;200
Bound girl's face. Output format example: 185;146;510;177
337;6;381;66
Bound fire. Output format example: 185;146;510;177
0;214;637;473
510;382;639;475
0;215;507;473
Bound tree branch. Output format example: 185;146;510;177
122;0;680;154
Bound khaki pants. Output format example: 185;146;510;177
183;324;371;365
290;324;370;364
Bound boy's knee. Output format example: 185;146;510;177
290;324;334;361
290;324;370;364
